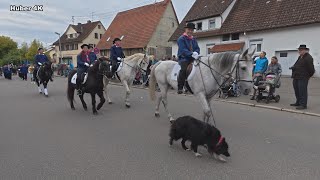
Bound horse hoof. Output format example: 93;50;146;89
125;104;131;108
71;107;75;110
93;111;98;115
84;107;88;111
108;101;113;104
155;113;160;117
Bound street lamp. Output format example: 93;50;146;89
54;32;62;64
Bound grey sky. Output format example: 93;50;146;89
0;0;195;47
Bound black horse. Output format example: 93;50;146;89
34;62;53;97
67;59;109;115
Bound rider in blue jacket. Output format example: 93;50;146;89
76;44;91;95
110;38;125;76
34;48;52;81
177;22;200;94
88;45;97;64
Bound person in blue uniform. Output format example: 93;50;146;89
177;22;200;94
88;45;97;64
34;48;52;81
19;64;28;80
76;44;92;95
110;38;125;76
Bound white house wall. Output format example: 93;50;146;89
244;23;320;77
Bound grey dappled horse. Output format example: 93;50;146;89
149;49;255;123
103;53;153;108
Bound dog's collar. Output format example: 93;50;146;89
216;136;224;147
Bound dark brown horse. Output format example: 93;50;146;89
67;59;109;115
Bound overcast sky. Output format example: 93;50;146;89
0;0;195;47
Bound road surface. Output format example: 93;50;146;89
0;77;320;180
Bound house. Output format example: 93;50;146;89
97;0;178;60
170;0;320;77
53;20;106;65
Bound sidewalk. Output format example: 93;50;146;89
119;77;320;116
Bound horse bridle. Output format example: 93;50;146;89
121;56;149;73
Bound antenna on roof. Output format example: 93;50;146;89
72;16;74;24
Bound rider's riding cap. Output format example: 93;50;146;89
81;44;89;49
38;47;43;51
113;38;121;44
184;22;196;29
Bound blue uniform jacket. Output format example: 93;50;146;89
34;54;49;67
20;66;28;74
77;52;90;70
177;35;200;62
110;45;125;62
88;52;97;64
253;57;268;74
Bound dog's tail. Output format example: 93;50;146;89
149;61;161;101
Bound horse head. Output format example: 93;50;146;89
237;48;256;95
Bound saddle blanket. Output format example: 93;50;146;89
71;73;88;85
170;63;197;81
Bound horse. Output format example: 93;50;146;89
149;48;255;123
34;62;53;97
103;53;153;108
67;58;109;115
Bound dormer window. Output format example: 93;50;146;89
209;19;216;29
69;34;73;38
196;22;203;31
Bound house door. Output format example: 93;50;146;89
275;51;298;76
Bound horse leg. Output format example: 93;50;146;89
36;79;42;94
196;92;211;123
155;95;162;117
103;77;112;104
91;93;98;115
122;80;131;108
96;90;106;111
43;82;48;97
159;84;174;122
79;94;88;111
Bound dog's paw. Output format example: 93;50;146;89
195;153;202;157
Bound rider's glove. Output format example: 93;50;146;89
84;63;90;67
192;52;199;60
90;64;93;67
38;62;42;66
117;57;121;61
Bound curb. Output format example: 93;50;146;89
108;82;320;118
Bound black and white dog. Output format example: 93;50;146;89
169;116;230;161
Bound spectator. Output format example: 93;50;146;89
267;56;282;75
20;64;28;81
28;64;35;82
250;51;268;100
172;55;177;61
290;44;315;110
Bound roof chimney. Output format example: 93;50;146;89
77;22;81;26
87;20;91;23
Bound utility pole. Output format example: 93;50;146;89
91;12;94;21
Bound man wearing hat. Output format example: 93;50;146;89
177;22;200;94
110;38;125;76
88;45;97;64
290;44;315;110
76;44;92;95
34;48;52;85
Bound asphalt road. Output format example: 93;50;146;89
1;77;320;180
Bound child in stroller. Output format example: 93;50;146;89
219;75;241;99
254;72;281;103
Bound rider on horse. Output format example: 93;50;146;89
88;45;98;63
77;44;94;95
110;38;125;77
34;48;52;82
177;22;200;94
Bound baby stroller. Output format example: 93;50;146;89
219;76;241;99
255;73;281;104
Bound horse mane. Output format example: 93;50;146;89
124;53;145;62
209;52;238;71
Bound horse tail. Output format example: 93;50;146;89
67;70;76;103
149;62;161;101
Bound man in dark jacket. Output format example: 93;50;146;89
88;45;97;64
290;44;315;110
177;22;200;94
76;44;91;95
110;38;125;76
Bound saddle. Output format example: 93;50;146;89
71;72;88;85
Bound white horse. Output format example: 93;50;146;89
103;53;153;107
149;49;255;123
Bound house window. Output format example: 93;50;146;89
250;39;263;52
98;25;101;29
172;22;175;28
69;34;73;38
100;34;102;39
280;52;288;57
66;44;70;51
222;34;230;41
196;22;202;31
94;33;98;39
231;33;240;40
206;43;215;55
209;20;216;29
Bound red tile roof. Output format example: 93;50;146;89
170;0;320;41
97;0;171;50
210;42;245;53
53;21;102;45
